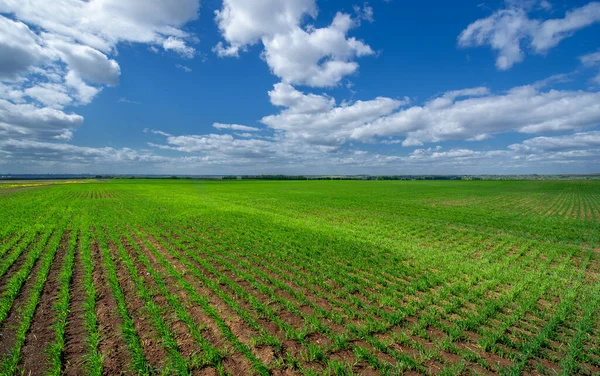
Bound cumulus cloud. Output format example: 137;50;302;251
0;0;199;53
459;2;600;70
0;0;200;141
214;0;373;87
136;126;600;174
0;16;45;81
149;133;276;160
509;130;600;152
4;126;600;174
24;83;72;108
261;83;405;146
47;38;121;86
0;139;171;167
163;37;196;58
252;82;600;150
0;99;83;140
214;0;317;55
351;86;600;146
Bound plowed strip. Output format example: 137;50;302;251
91;243;133;375
0;233;54;360
107;242;168;371
63;246;89;375
19;232;69;374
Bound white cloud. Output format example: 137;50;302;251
47;37;121;86
354;3;374;23
64;71;102;105
0;99;83;140
24;83;72;108
214;0;317;56
0;0;200;53
163;37;195;58
581;50;600;84
118;97;141;104
509;130;600;152
261;83;405;146
175;64;192;72
150;133;276;159
0;138;171;165
459;2;600;70
213;123;260;132
0;16;45;81
3;126;600;174
268;83;335;113
214;0;373;87
580;50;600;66
531;3;600;52
351;85;600;145
0;1;200;142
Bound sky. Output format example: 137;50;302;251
1;0;600;175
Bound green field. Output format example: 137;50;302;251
0;179;598;375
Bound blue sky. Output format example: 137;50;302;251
1;0;600;174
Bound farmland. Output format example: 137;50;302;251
0;179;598;375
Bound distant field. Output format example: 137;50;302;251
0;180;89;193
0;179;598;375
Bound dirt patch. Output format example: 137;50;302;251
0;234;52;358
123;237;198;360
147;232;288;365
63;245;91;376
142;236;229;353
19;231;70;374
91;242;133;375
107;241;168;370
222;355;255;376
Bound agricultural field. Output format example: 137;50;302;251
0;180;88;194
0;179;598;375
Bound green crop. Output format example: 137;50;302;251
0;179;597;375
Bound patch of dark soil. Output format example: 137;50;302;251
108;241;168;370
19;232;70;375
91;242;133;375
63;245;89;376
123;237;197;359
222;354;254;376
0;234;52;358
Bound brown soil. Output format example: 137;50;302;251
142;234;273;373
91;242;134;375
63;244;90;376
19;232;70;375
122;237;197;360
107;241;168;370
142;236;228;352
0;233;54;360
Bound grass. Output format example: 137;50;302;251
0;179;598;375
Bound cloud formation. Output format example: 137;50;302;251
351;85;600;146
459;2;600;70
0;0;200;141
1;0;599;175
214;0;373;87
